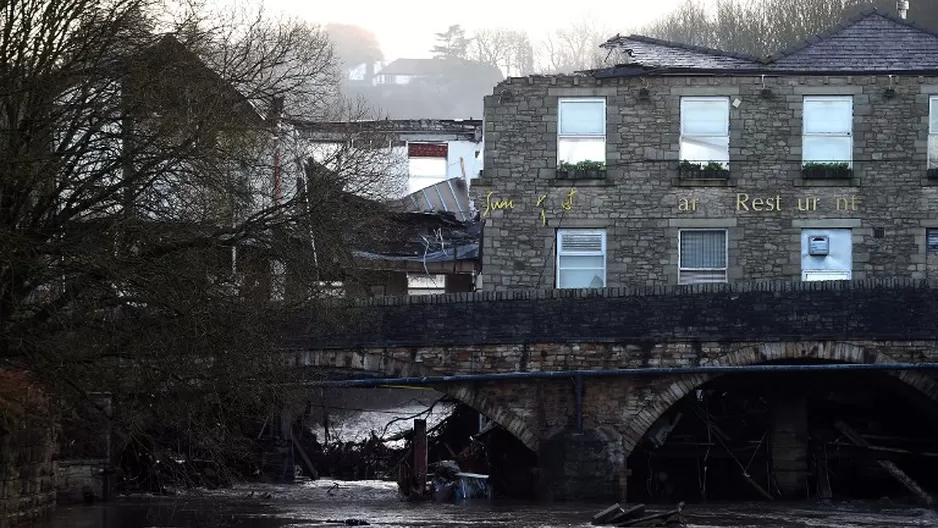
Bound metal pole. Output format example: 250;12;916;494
314;362;938;388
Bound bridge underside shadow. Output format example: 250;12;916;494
627;363;938;503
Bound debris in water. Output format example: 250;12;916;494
591;502;684;527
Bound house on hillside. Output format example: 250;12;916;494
374;58;501;86
344;58;503;119
476;8;938;299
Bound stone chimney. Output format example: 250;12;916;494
897;0;910;20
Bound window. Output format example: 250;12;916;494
678;230;728;284
929;96;938;169
801;228;852;281
408;274;446;295
680;97;730;167
558;98;605;166
802;96;853;166
556;229;606;289
407;142;448;194
927;228;938;252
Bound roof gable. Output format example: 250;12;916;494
767;9;938;71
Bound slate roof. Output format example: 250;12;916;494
600;34;759;70
767;9;938;71
596;8;938;74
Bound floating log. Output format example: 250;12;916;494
834;420;934;506
615;502;684;527
592;503;648;526
591;504;624;525
608;504;646;524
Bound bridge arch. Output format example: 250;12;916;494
622;341;938;453
298;350;538;451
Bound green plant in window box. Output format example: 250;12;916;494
678;160;730;180
802;162;852;179
557;160;607;179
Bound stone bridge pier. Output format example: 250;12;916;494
290;281;938;501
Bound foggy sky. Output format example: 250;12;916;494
262;0;689;60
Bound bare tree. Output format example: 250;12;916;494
468;28;535;77
1;0;402;487
641;0;920;58
539;19;611;73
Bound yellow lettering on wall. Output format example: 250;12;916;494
562;188;578;211
797;197;818;211
678;197;698;212
836;195;858;211
482;190;514;217
536;194;548;226
736;193;750;211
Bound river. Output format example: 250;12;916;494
37;480;938;528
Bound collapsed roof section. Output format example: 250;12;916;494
356;178;479;274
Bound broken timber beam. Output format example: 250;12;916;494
615;502;684;527
712;429;774;500
834;420;934;506
591;504;623;525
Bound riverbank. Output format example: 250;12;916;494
36;480;938;527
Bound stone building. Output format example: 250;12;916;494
475;8;938;292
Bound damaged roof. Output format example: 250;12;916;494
601;34;758;70
597;8;938;74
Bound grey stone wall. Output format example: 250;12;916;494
294;280;938;349
475;73;938;291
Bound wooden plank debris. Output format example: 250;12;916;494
615;502;684;527
591;503;624;525
834;420;934;506
608;505;646;525
591;502;677;527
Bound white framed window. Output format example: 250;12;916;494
408;274;446;295
680;97;730;167
802;96;853;166
678;229;728;284
558;98;605;166
556;229;606;289
801;228;852;282
928;96;938;169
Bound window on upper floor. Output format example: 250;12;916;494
556;229;606;289
802;96;853;169
558;98;605;170
801;228;852;282
678;229;727;285
929;96;938;170
679;97;730;169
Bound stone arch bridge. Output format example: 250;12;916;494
284;280;938;501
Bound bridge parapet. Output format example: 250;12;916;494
289;279;938;350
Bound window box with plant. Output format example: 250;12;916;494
801;162;852;179
678;160;730;180
557;160;606;179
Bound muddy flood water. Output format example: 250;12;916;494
36;480;938;528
